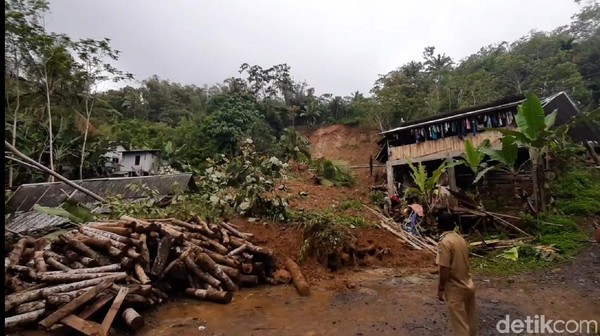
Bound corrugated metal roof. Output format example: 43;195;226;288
6;173;196;213
6;211;74;235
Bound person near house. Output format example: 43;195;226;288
382;194;400;218
436;212;477;336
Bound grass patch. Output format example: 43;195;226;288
339;199;363;211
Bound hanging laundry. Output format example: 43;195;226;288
485;115;492;128
458;122;466;140
472;119;478;135
465;118;471;130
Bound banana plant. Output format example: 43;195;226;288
405;158;459;212
495;93;558;212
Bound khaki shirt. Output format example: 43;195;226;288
436;231;474;290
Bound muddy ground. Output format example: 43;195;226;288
139;243;599;336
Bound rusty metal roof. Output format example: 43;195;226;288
6;173;196;213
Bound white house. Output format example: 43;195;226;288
104;146;162;176
120;149;161;176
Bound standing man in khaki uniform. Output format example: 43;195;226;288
436;212;477;336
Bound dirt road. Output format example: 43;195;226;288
141;245;599;336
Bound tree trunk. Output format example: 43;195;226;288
182;255;221;288
134;264;151;285
122;308;144;331
8;237;34;268
150;235;174;277
39;272;126;284
5;309;45;329
43;65;55;182
79;98;94;180
195;253;237;291
46;258;71;271
238;274;259;287
184;288;232;304
285;258;310;297
9;52;21;189
4;141;105;202
15;300;46;315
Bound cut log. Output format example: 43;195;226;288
149;231;160;239
15;300;46;314
8;237;35;268
46;257;71;271
58;235;110;265
43;250;67;263
220;222;253;239
79;237;112;251
79;227;129;250
8;276;27;292
185;288;232;304
70;261;86;269
38;278;114;329
150;235;174;277
134;264;151;285
9;264;37;280
285;258;310;297
100;286;129;335
129;233;140;240
60;314;103;336
124;293;154;306
182;255;221;288
169;218;204;232
197;219;216;237
241;263;253;274
122;308;145;331
139;233;150;270
228;244;247;257
126;248;142;261
21;247;35;264
108;246;125;258
239;274;259;287
195;253;238;291
33;251;47;273
38;272;126;283
81;226;139;245
219;265;240;280
120;257;133;269
5;276;119;311
5;309;45;329
47;287;92;305
230;236;273;256
43;263;122;275
220;228;230;246
95;225;132;237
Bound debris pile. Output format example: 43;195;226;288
4;215;296;334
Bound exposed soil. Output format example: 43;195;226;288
138;243;599;336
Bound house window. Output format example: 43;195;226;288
112;157;119;163
134;155;141;165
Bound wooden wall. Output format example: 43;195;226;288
389;130;509;162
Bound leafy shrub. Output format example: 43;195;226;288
312;158;356;187
298;210;357;262
552;168;600;216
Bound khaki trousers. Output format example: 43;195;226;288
446;285;477;336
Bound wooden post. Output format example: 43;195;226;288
38;279;114;329
100;286;129;336
446;152;457;191
386;161;395;195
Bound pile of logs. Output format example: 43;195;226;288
4;216;293;334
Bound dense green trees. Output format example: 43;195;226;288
5;0;600;187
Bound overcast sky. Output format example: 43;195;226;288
45;0;580;96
